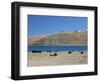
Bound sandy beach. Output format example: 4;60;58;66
27;51;87;66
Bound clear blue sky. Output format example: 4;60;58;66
28;15;87;36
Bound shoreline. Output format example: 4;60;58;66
28;45;87;46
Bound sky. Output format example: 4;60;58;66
28;15;87;36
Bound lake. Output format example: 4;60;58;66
28;45;87;52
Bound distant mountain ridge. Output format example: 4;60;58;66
28;35;47;45
28;31;87;46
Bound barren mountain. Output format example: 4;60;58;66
28;35;47;45
28;31;87;46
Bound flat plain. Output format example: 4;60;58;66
27;51;87;66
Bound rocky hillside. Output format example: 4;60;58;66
28;31;87;46
28;35;47;45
